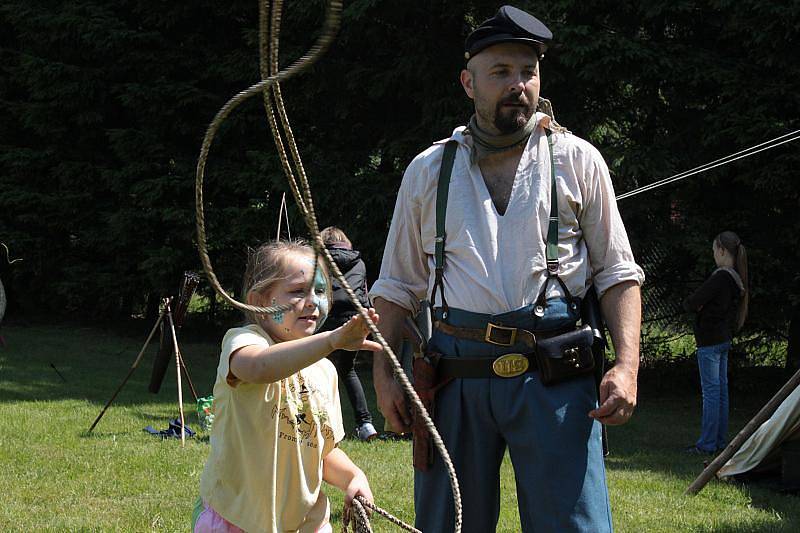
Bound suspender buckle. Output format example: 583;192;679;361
546;260;559;275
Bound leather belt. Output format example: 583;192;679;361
432;322;576;379
438;353;537;379
434;320;537;348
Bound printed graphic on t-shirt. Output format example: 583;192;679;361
272;372;335;449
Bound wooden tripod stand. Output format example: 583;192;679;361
87;298;198;446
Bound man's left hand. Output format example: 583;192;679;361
588;364;637;425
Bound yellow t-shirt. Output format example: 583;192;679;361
199;324;345;533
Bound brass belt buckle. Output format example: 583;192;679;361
484;323;517;346
492;353;529;378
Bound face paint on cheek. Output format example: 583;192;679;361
313;266;329;330
269;297;284;324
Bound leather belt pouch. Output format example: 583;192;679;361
411;353;451;472
535;325;595;385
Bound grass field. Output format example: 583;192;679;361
0;322;797;531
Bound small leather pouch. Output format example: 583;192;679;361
535;325;595;385
411;352;451;472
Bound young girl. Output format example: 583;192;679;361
683;231;749;455
194;240;379;532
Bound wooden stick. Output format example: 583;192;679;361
685;365;800;494
88;310;165;433
166;302;186;447
177;351;199;402
276;191;285;240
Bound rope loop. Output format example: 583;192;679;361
194;2;462;530
342;496;421;533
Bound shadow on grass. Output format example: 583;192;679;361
0;324;219;407
733;486;798;532
603;373;800;530
3;323;798;528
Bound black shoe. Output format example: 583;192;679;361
684;445;713;456
379;431;412;441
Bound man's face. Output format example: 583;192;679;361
460;43;540;135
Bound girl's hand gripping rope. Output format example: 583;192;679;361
329;308;381;353
344;470;374;521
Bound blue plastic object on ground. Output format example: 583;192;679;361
144;418;195;439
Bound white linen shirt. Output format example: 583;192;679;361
371;113;645;316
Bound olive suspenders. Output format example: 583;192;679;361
430;139;458;321
428;129;609;453
430;129;574;320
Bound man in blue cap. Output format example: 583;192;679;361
371;6;644;532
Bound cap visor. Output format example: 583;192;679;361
468;35;546;59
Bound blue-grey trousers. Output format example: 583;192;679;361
414;305;613;533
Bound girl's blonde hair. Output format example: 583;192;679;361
241;239;331;324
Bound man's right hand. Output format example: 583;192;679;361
372;297;414;433
374;368;412;432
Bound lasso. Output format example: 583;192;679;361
193;1;462;531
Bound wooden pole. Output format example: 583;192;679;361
166;301;186;447
88;310;164;433
178;351;199;402
685;365;800;494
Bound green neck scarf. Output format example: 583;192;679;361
463;98;566;164
465;113;538;165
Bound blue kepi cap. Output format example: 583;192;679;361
464;5;553;61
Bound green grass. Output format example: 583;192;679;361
0;323;798;531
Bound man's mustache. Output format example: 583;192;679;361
499;94;530;106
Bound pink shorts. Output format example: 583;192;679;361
194;501;332;533
193;502;244;533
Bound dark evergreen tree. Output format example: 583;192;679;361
1;0;797;350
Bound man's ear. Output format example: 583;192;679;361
460;68;475;99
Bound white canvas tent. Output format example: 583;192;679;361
717;383;800;479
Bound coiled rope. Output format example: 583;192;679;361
344;496;422;533
193;2;462;531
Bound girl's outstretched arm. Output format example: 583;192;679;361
323;447;374;514
230;310;381;383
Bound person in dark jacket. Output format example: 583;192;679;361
319;226;378;441
683;231;749;454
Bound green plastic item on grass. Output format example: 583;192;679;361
196;396;214;432
191;496;204;530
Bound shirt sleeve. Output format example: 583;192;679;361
219;327;272;388
577;144;645;297
370;155;432;315
356;259;371;308
683;271;725;312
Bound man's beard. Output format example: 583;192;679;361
493;94;535;134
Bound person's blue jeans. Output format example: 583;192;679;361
695;342;731;452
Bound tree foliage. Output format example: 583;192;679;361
1;1;798;341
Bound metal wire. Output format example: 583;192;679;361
616;129;800;201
